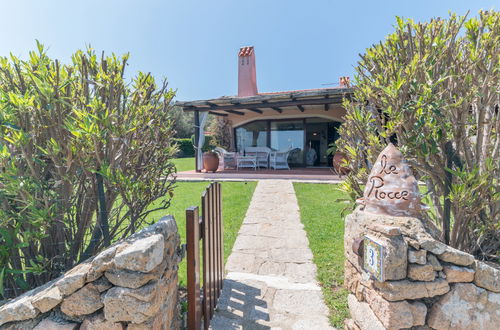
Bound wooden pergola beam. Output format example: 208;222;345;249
297;105;305;112
247;108;263;114
271;107;283;113
183;96;345;112
324;96;329;111
209;111;228;117
224;109;245;116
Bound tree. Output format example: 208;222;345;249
337;11;499;260
170;105;194;138
0;43;177;297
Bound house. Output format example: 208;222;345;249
176;46;354;171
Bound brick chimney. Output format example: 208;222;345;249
238;46;258;97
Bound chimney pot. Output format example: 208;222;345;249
238;46;258;97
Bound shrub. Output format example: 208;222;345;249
0;42;177;297
174;138;195;157
337;11;499;259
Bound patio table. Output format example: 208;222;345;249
236;155;257;170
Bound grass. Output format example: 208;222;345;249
145;181;256;286
172;157;195;172
293;183;350;328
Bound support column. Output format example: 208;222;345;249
194;111;200;172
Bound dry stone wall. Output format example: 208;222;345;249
0;216;182;330
344;209;500;330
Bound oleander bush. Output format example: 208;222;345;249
0;42;177;298
338;11;499;260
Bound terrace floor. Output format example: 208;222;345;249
175;167;343;183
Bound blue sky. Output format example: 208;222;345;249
0;0;497;101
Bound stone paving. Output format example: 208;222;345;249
210;180;333;330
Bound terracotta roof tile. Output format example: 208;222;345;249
238;46;254;57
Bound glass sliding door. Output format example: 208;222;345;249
235;121;268;151
270;120;304;167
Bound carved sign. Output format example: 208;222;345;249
362;143;421;217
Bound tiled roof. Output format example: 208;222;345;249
238;46;254;57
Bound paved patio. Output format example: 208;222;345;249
176;168;343;183
210;180;333;329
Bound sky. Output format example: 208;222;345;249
0;0;497;101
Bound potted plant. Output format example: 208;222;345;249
203;150;220;172
326;143;350;175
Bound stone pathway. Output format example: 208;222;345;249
210;180;333;330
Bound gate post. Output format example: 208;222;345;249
186;206;202;330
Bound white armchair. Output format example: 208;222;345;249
244;147;271;168
270;148;291;170
214;147;236;169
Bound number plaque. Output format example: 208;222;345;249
363;236;384;281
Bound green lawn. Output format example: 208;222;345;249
146;181;256;286
172;157;195;172
293;183;350;328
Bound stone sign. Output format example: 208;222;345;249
363;236;384;281
362;143;422;217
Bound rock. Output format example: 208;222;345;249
363;288;426;329
365;233;408;281
374;278;450;301
368;224;402;236
114;234;164;272
344;318;361;330
32;318;79;330
103;279;163;323
408;249;427;265
438;271;447;279
86;246;118;282
427;254;443;271
420;238;447;255
55;262;91;296
437;246;475;266
361;143;422;217
0;294;39;327
347;294;385;330
427;283;500;330
443;265;475;283
80;313;124;330
93;276;113;292
408;264;435;282
60;283;103;317
104;268;157;289
474;261;500;292
31;286;63;313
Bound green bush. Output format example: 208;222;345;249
0;42;177;297
338;11;499;259
174;138;195;157
174;135;215;158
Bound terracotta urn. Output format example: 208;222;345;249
203;151;219;173
333;152;350;175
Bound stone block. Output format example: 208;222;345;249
443;265;475;283
93;275;113;292
104;268;157;289
363;287;426;329
347;294;385;330
427;283;500;330
31;286;63;313
114;234;164;273
437;246;475;266
427;253;443;271
32;318;79;330
408;249;427;265
103;279;166;323
80;313;124;330
87;246;118;282
419;238;447;255
374;278;450;301
344;318;361;330
365;233;408;281
55;262;91;296
407;264;435;282
0;294;39;327
60;283;103;317
473;260;500;292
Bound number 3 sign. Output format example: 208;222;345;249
363;236;384;281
